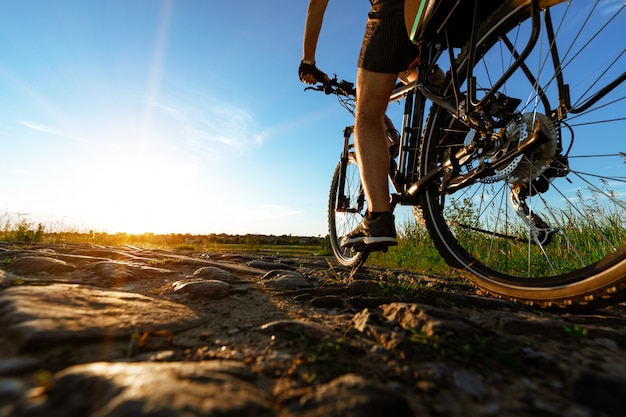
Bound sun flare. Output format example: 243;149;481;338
60;144;204;234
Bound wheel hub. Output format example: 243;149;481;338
504;113;558;184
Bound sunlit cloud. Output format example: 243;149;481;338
18;120;52;133
18;120;85;142
146;96;265;160
601;0;624;15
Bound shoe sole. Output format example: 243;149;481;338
340;236;398;248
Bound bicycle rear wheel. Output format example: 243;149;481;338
328;153;369;268
420;0;626;308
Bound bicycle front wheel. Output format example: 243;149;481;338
420;0;626;308
328;153;368;268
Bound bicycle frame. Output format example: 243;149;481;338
386;0;626;205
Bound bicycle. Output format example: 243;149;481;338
306;0;626;309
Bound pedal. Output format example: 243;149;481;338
351;243;367;253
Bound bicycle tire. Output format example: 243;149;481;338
419;0;626;308
328;154;369;268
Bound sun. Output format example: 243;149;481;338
65;144;204;234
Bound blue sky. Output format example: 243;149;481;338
0;0;373;236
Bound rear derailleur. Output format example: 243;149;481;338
510;183;559;246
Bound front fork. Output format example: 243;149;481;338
335;126;355;213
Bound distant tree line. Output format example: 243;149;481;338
1;228;324;247
0;217;325;247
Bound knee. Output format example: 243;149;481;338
356;99;386;121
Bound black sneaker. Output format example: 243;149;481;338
340;212;398;248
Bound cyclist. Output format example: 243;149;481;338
299;0;426;248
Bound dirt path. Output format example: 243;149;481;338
1;242;625;416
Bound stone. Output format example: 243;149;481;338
171;279;233;300
260;270;312;290
0;270;17;288
0;377;27;401
352;308;379;333
500;313;567;336
69;248;137;260
247;260;295;271
259;320;336;342
84;261;171;287
0;284;200;351
572;370;626;417
192;266;240;283
4;256;76;275
345;279;382;295
381;302;483;337
44;361;273;417
0;357;40;376
453;369;489;400
310;295;345;309
286;373;413;417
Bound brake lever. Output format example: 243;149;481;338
304;85;323;92
303;82;335;95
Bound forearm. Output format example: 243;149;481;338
302;0;329;62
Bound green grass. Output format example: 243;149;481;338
367;218;455;276
446;202;626;277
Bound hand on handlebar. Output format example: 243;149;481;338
298;61;330;85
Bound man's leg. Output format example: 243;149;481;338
339;67;398;248
354;67;397;213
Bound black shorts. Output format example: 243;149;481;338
358;0;420;74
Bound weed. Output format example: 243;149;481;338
323;261;356;285
0;217;45;243
33;369;53;388
296;336;354;384
277;327;357;384
564;325;588;340
377;273;428;297
408;326;523;371
306;338;345;365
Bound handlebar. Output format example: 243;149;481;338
305;75;418;103
305;76;356;97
